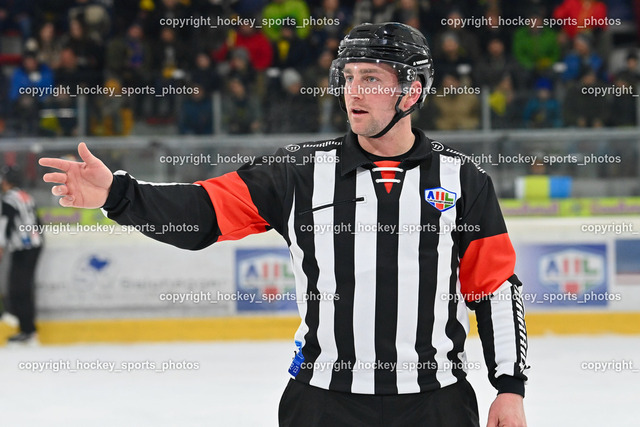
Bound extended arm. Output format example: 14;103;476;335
39;143;281;249
39;143;220;249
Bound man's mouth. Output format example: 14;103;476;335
351;108;368;115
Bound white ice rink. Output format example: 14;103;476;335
1;335;639;426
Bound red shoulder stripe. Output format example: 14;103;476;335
195;172;269;241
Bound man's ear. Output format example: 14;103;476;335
401;80;423;110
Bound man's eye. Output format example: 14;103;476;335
365;76;377;83
344;76;353;82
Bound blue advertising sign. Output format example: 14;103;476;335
235;248;297;312
515;244;609;307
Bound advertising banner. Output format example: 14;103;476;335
235;248;297;312
515;243;610;308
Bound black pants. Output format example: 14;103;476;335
279;378;480;427
8;247;41;334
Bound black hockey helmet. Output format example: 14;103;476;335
329;22;434;137
1;166;22;187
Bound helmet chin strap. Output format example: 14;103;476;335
369;95;417;139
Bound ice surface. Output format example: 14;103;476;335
1;335;639;426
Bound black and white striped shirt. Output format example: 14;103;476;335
0;188;43;251
104;128;529;396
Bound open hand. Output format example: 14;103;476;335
39;142;113;208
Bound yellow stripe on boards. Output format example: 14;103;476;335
1;313;639;346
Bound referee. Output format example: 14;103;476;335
40;22;528;427
0;168;43;344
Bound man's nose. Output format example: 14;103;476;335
346;81;362;99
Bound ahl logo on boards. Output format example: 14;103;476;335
539;249;605;294
424;187;457;212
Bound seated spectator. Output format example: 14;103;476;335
512;9;561;76
474;7;512;53
352;0;395;26
190;52;221;95
522;78;562;128
0;0;33;39
106;22;153;84
561;33;606;82
222;77;261;134
262;0;311;42
433;32;473;88
474;37;524;90
609;72;636;127
563;70;607;127
304;49;334;91
9;52;54;136
32;22;63;71
60;18;104;86
434;10;481;62
213;23;273;72
225;47;258;91
614;51;640;87
152;27;191;80
553;0;608;39
309;0;351;55
433;73;480;130
52;48;84;135
264;68;318;133
179;84;213;135
304;50;346;133
489;74;521;129
151;26;192;119
272;23;312;70
105;22;153;117
92;77;129;136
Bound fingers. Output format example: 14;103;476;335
38;157;72;172
59;195;75;208
50;185;74;207
51;186;82;210
77;142;99;166
43;172;67;184
51;185;68;196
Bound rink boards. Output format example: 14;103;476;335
1;215;639;344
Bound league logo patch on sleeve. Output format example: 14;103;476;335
424;187;457;212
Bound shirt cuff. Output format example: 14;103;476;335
102;173;128;211
496;375;525;397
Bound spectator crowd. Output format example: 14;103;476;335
0;0;639;137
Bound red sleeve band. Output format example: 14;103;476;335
459;233;516;302
195;172;270;242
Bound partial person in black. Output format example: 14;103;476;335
0;168;43;344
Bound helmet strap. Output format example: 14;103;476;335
369;95;417;139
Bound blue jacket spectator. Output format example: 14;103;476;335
523;78;562;128
9;52;54;102
179;84;213;135
562;33;606;81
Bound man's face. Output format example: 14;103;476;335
342;62;403;137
